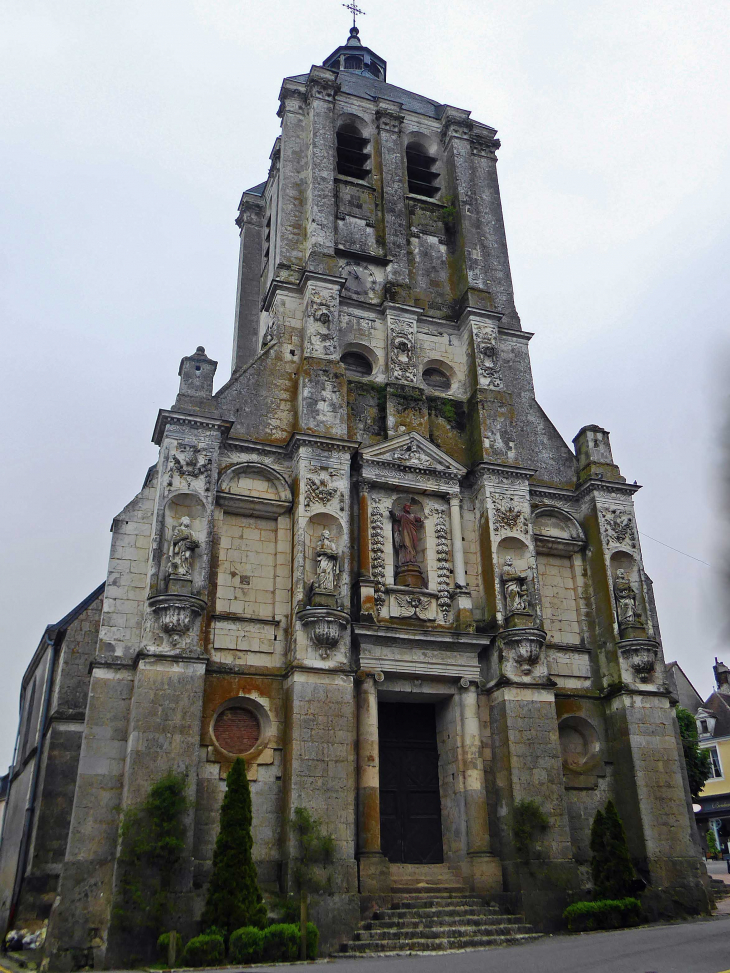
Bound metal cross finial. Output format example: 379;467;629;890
343;1;365;29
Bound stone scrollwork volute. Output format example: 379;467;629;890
389;320;417;384
306;289;337;358
369;502;386;616
473;322;504;390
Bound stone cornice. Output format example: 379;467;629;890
575;478;641;501
152;410;232;447
287;431;360;457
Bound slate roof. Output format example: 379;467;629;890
703;692;730;738
244;181;267;196
287;71;445;119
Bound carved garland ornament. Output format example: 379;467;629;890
167;443;212;491
491;494;529;535
369;502;386;615
389;320;417;384
600;506;637;548
431;506;452;621
304;469;344;512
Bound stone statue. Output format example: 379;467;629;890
614;569;640;627
168;516;199;579
501;556;530;615
315;529;339;591
390;503;423;567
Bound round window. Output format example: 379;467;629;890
213;706;261;755
422;366;451;391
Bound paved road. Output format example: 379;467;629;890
326;916;730;973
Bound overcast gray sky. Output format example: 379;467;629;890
1;0;729;767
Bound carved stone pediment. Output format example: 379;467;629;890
360;432;466;492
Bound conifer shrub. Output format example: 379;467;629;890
262;923;299;962
181;933;225;967
114;772;188;947
201;758;267;939
563;897;642;932
156;931;185;964
229;926;265;964
590;800;637;899
305;921;319;960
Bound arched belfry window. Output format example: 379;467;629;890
336;123;371;181
406;140;440;198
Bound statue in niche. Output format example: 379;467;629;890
315;529;339;592
614;569;641;627
391;503;423;567
168;517;199;579
501;556;530;615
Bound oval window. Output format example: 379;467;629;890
422;366;451;391
341;351;373;377
213;706;261;755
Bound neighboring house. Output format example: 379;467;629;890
666;661;703;715
0;584;104;934
696;659;730;854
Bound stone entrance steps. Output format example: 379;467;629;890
339;893;541;956
389;862;465;894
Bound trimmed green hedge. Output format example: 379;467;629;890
262;923;299;962
182;933;225;967
563;897;642;932
305;922;319;960
229;926;265;964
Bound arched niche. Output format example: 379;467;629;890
217;462;292;518
609;550;646;633
340;341;379;377
305;513;344;593
163;492;207;592
421;358;458;394
496;536;533;619
391;496;428;587
558;715;601;774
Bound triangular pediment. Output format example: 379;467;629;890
360;432;467;477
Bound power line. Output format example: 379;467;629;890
638;531;712;567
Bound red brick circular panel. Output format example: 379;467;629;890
214;707;260;755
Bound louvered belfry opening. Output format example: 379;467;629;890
406;141;440;198
336;123;371;180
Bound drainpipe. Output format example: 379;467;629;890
7;629;59;931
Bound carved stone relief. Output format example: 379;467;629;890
600;506;637;548
391;439;434;467
613;569;642;630
305;289;338;358
395;593;430;620
166;443;212;491
304;468;344;512
388;319;417;384
491;494;529;535
473;322;504;390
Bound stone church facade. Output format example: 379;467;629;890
0;26;708;968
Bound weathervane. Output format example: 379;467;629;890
343;1;365;29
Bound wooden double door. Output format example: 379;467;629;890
378;702;444;864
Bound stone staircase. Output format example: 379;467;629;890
339;865;541;956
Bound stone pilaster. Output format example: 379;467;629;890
375;100;409;299
232;193;266;372
458;679;501;893
297;275;348;438
275;79;308;279
356;670;390;893
305;68;338;274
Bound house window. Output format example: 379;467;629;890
406;141;440;199
700;720;709;734
707;745;723;779
336;123;371;181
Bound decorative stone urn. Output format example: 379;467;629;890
497;626;548;683
619;638;659;684
298;607;350;660
148;594;206;648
